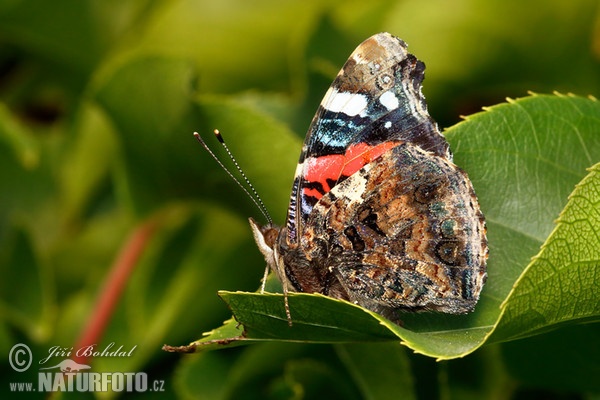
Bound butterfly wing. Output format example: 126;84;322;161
284;33;451;246
295;143;487;317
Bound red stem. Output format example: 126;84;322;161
72;217;158;365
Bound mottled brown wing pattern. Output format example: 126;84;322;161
283;142;487;320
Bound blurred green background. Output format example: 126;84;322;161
1;0;599;398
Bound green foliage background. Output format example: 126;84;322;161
0;0;599;399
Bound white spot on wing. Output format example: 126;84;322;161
293;162;304;178
321;88;368;116
379;91;399;111
331;170;368;204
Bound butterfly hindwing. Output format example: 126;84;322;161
296;142;487;318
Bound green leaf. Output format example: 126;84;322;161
184;93;600;360
335;342;416;400
93;54;301;218
173;352;231;399
0;104;39;169
500;323;600;392
0;0;154;78
220;292;398;343
0;228;53;342
491;161;600;341
59;103;118;223
129;0;320;94
93;55;197;215
452;93;600;343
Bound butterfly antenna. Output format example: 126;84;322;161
194;130;273;225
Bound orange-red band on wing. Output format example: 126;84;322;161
303;141;399;199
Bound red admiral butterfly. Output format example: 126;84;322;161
249;32;488;323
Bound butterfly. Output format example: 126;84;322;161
249;32;488;323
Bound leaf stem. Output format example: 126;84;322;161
72;217;158;365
